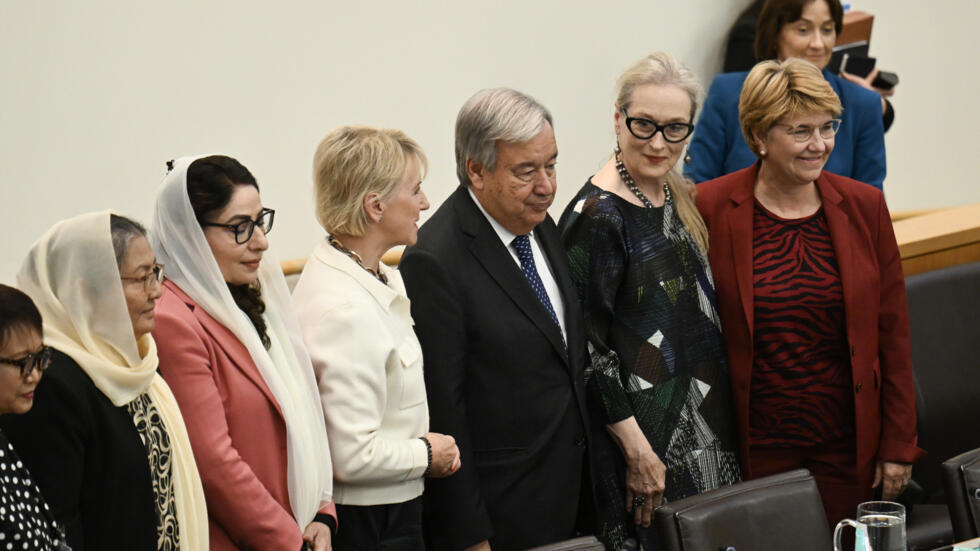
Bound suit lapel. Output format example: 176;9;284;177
728;175;756;338
185;295;284;419
453;188;569;361
818;175;857;344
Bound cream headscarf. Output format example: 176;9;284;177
17;210;209;550
150;155;333;526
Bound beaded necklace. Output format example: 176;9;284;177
615;153;672;208
327;235;389;286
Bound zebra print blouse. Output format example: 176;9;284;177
749;200;855;447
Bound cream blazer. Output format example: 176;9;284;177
293;238;429;506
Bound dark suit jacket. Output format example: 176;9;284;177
695;164;925;477
0;350;157;551
400;186;591;551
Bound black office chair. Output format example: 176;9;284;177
942;448;980;542
904;261;980;550
654;469;831;551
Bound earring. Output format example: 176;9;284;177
760;149;767;157
614;137;621;156
378;215;384;223
684;152;692;164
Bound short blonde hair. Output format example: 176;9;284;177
313;125;428;236
739;57;843;157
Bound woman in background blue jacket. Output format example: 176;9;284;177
686;0;886;189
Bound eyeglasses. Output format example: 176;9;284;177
203;208;275;244
777;119;842;143
621;109;694;143
120;263;165;292
0;346;53;379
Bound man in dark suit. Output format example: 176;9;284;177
400;88;591;551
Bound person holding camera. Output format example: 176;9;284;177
687;0;888;190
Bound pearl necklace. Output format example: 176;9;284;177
328;235;389;286
615;153;671;208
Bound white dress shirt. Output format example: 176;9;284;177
468;189;567;340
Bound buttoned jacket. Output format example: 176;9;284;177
695;164;925;475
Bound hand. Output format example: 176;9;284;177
424;432;461;478
841;69;896;98
463;540;491;551
604;416;667;527
873;460;913;501
624;448;667;528
303;521;332;551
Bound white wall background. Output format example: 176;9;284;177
2;1;977;283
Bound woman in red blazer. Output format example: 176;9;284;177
151;155;336;550
695;58;923;525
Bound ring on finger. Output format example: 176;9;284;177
633;495;647;508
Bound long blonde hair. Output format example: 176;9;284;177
615;52;709;253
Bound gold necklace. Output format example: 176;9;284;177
328;236;389;285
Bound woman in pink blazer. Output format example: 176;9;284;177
694;59;923;526
151;155;336;550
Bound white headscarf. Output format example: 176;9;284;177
17;210;209;551
150;155;333;525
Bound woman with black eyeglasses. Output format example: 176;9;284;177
2;212;208;550
557;52;741;550
151;155;336;550
0;284;71;550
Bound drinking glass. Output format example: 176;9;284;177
834;501;906;551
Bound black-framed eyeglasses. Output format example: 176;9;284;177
120;263;165;292
621;109;694;143
203;208;275;244
777;118;842;143
0;345;53;379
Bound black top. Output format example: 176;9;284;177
0;349;157;551
0;428;69;550
723;7;761;73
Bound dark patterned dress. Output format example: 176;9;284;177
559;181;741;550
0;429;70;550
127;393;179;550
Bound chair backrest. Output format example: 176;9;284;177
942;448;980;541
525;536;605;551
906;261;980;500
654;469;830;551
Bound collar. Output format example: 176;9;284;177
467;188;534;247
163;278;195;307
823;68;843;96
313;237;406;312
728;160;844;208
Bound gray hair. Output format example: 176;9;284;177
455;88;553;186
110;214;148;268
615;51;703;122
